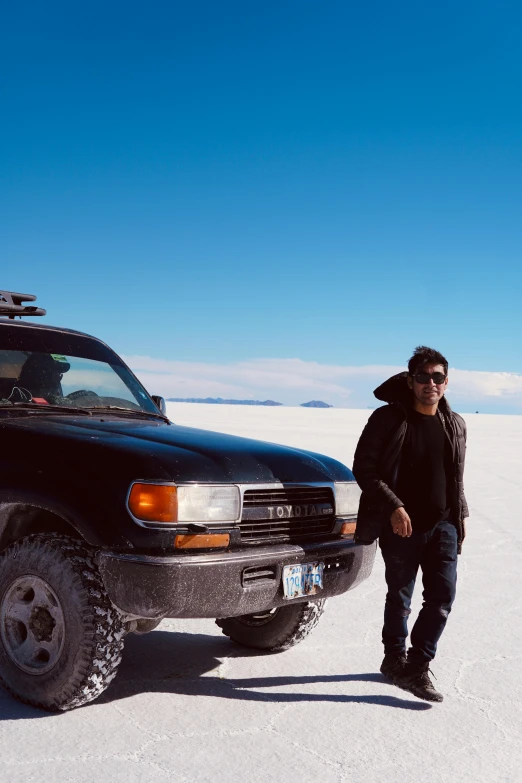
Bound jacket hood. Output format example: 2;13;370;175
374;372;412;406
374;372;452;414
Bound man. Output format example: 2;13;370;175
352;346;468;702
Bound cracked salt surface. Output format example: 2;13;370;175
0;405;521;782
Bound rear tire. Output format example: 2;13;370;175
0;534;125;711
216;599;326;652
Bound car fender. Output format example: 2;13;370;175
0;489;132;550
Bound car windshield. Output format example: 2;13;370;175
0;326;160;414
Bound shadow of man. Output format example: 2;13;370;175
96;629;431;712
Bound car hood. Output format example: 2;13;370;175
9;414;353;484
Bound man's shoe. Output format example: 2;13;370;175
380;652;407;680
394;661;444;702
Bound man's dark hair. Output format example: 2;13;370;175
408;346;448;376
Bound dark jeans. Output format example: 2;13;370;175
379;520;458;663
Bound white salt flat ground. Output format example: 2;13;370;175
0;403;521;782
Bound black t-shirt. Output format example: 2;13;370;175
396;410;452;531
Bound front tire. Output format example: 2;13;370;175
216;599;326;652
0;534;125;711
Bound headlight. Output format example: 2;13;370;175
177;485;240;522
128;482;240;524
334;482;361;516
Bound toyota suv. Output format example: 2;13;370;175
0;290;376;711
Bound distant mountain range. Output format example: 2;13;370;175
167;397;283;406
167;397;333;408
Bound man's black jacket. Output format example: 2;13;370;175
352;373;469;552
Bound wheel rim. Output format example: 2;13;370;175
237;609;281;627
0;575;65;675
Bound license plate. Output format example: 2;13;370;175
282;562;324;600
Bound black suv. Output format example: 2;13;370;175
0;290;376;711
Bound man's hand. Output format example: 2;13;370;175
390;506;412;537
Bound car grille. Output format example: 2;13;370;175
239;486;336;543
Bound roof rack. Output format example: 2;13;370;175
0;290;46;318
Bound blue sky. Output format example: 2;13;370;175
1;1;521;411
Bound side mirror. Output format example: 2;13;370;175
151;395;167;416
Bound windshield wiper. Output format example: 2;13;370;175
0;401;93;416
85;405;169;421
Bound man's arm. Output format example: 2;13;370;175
352;407;404;515
459;417;469;520
456;414;468;553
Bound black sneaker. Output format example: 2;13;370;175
380;652;407;680
395;661;444;702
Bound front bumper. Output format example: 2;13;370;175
97;538;377;620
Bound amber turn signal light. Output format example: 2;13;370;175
174;533;230;550
340;521;356;537
128;483;178;523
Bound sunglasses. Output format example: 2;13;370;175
413;372;447;385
